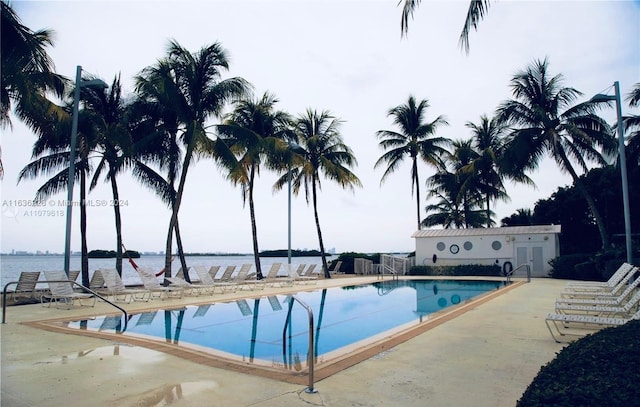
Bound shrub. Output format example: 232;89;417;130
517;320;640;407
408;264;501;277
548;254;592;279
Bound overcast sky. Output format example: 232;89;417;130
1;0;638;255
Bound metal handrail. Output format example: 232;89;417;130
2;280;128;330
506;264;531;283
377;265;399;281
282;295;317;394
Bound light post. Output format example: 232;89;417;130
63;65;107;277
591;81;632;263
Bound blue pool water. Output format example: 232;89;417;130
68;280;505;366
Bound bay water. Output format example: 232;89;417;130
0;254;331;288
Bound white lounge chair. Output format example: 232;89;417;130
545;309;640;342
555;275;640;307
136;268;184;300
554;290;640;318
287;264;318;285
41;270;95;309
564;262;634;289
165;276;214;296
560;267;637;299
232;264;263;291
304;264;319;276
262;263;294;287
330;261;343;275
99;269;151;303
208;265;221;280
193;266;236;293
215;265;236;282
9;271;40;302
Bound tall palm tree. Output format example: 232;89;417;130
461;115;511;227
497;58;617;249
375;95;450;230
217;92;292;279
275;109;361;278
399;0;491;53
1;0;66;178
82;74;132;275
129;67;188;278
134;40;250;279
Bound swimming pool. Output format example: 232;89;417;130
62;279;507;370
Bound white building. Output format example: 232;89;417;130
411;225;562;278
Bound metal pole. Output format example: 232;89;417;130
614;81;633;264
288;162;292;265
63;65;82;277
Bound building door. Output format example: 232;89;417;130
515;245;545;276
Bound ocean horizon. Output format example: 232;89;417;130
0;253;333;288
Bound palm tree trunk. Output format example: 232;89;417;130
164;134;196;279
80;170;89;287
164;217;174;282
174;220;190;282
248;165;263;279
485;193;491;228
312;178;330;278
413;158;421;230
109;171;123;276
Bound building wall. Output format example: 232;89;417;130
415;232;559;277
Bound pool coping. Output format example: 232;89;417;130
21;279;526;385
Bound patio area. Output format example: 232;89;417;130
1;276;567;407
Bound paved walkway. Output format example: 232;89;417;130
1;276;567;407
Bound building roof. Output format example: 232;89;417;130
411;225;561;238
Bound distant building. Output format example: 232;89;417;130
412;225;561;278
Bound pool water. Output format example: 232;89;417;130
68;280;505;367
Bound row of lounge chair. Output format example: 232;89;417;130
7;262;323;309
545;262;640;342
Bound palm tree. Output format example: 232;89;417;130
423;170;466;229
1;0;66;177
623;83;640;165
1;1;66;127
375;95;450;230
497;58;617;249
425;139;487;228
128;68;193;278
461;115;512;227
81;74;133;275
18;88;102;286
275;109;361;278
217;92;292;279
134;40;250;279
399;0;491;53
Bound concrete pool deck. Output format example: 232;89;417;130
1;276;568;406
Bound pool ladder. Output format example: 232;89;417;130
505;264;531;283
282;295;318;394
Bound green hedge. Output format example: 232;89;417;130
408;264;502;277
517;320;640;406
549;253;626;281
548;254;592;279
